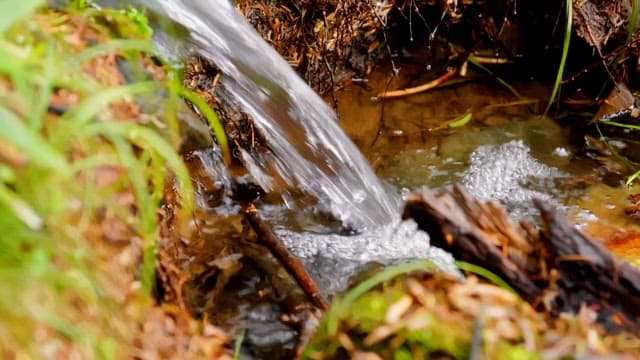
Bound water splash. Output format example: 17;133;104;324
460;140;565;220
141;0;399;230
276;219;458;295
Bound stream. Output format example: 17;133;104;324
114;1;640;357
139;0;399;231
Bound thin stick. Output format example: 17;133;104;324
244;204;329;310
470;55;511;65
376;68;458;99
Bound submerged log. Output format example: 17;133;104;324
403;186;640;335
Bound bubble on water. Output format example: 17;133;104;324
553;147;571;157
276;218;459;295
460;140;565;220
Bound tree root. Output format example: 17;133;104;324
376;68;458;99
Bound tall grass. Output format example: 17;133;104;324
628;0;639;44
545;0;572;115
0;3;222;357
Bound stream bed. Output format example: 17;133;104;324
137;2;640;356
181;60;640;357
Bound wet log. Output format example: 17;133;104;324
537;199;640;333
403;186;640;335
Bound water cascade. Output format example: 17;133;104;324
140;0;399;230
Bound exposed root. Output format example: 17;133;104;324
376;67;458;99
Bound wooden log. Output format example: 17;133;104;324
536;199;640;332
402;187;543;303
403;186;640;335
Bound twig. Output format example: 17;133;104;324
244;204;329;310
470;55;511;65
485;99;539;108
376;68;458;99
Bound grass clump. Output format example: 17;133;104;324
0;3;229;358
304;264;640;359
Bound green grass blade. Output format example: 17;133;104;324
110;134;155;234
627;170;640;186
108;133;157;294
327;259;435;336
628;0;640;44
0;0;44;33
180;88;231;163
0;183;43;230
601;119;640;186
60;82;160;126
81;121;194;213
341;260;435;308
233;329;246;360
30;42;56;131
72;39;154;64
467;57;523;99
69;154;122;173
454;261;516;294
545;0;572;114
0;106;70;173
0;43;32;109
449;112;473;128
602;120;640;131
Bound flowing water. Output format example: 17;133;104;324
138;0;399;230
105;1;640;356
133;0;605;298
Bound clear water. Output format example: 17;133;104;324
139;0;399;230
275;218;459;295
135;1;575;293
460;139;566;220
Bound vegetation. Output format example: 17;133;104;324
544;0;572;115
0;2;229;357
3;0;640;358
304;264;640;359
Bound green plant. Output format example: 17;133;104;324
468;57;524;100
0;4;226;357
598;120;640;185
324;260;436;338
0;0;43;32
628;0;639;44
454;261;516;293
544;0;572;115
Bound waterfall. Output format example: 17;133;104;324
140;0;399;230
